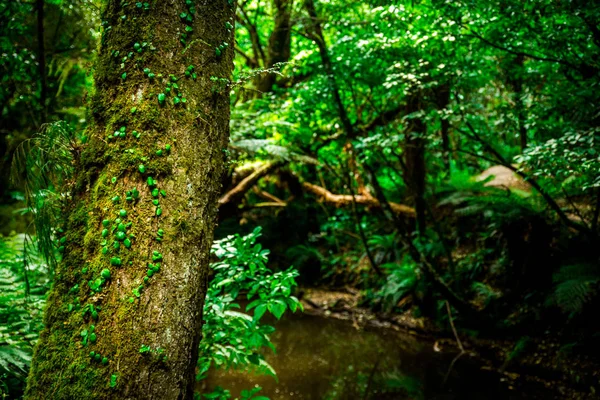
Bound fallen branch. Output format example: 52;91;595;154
219;161;282;206
301;181;416;217
253;187;286;205
252;202;287;208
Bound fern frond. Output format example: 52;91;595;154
11;121;76;267
471;282;500;306
0;235;49;392
552;263;600;315
439;170;543;222
377;261;418;311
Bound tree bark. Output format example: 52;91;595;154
25;1;235;399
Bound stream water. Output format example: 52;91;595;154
204;313;557;399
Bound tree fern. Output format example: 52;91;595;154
368;233;400;265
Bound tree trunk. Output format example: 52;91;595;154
513;54;528;151
256;0;293;94
404;93;426;236
25;1;235;399
304;0;354;138
435;83;451;174
505;54;528;151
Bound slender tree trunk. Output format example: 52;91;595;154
37;0;47;122
505;54;528;151
25;1;235;399
435;84;451;174
404;93;426;236
256;0;293;94
304;0;354;138
514;54;528;151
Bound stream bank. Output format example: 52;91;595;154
290;288;599;399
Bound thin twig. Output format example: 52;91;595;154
442;301;467;386
446;301;464;352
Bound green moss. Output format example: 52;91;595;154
110;257;122;267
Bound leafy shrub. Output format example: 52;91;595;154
515;128;600;193
0;228;300;400
198;227;302;399
440;170;543;224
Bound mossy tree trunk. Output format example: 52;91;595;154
25;1;235;399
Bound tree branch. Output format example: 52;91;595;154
301;181;416;217
219;161;282;206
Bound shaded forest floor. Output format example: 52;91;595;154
300;287;600;399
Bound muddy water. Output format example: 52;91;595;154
203;313;555;399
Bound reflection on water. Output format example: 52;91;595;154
203;313;553;399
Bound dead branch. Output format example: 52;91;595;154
219;161;282;205
301;181;416;217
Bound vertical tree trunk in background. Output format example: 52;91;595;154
435;83;451;174
514;54;528;151
37;0;47;122
256;0;293;94
404;93;426;236
25;1;235;399
304;0;354;138
506;54;527;151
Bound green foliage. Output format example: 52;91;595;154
551;263;600;316
0;235;48;397
367;233;401;266
506;336;531;364
11;121;77;268
197;227;301;397
0;227;301;398
2;0;600;395
440;170;543;224
456;248;494;282
382;370;424;400
230;139;318;165
375;260;418;312
471;282;501;307
516;128;600;193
